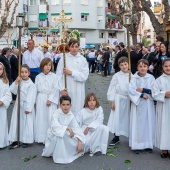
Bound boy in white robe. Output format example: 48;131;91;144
42;95;85;164
107;57;130;146
8;64;36;148
76;93;109;156
56;38;89;116
152;58;170;158
35;58;59;143
128;59;155;154
0;62;12;148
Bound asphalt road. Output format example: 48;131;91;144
0;73;170;170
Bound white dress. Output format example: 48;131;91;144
35;72;59;143
8;78;36;143
128;72;156;150
56;53;89;116
107;71;130;137
42;108;85;164
0;79;12;148
76;106;109;154
152;73;170;150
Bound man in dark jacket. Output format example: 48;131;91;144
0;47;11;83
119;42;128;57
113;45;122;73
136;43;143;59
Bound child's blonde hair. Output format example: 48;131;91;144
84;93;100;108
0;62;9;84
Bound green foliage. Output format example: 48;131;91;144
21;155;37;162
142;37;151;47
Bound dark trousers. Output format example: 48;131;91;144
29;72;39;83
89;60;95;73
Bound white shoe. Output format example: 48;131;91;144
107;75;111;77
98;72;101;75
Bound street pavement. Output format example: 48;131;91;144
0;73;170;170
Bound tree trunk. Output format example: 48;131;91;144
131;33;137;45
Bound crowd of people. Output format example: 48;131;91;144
0;36;170;165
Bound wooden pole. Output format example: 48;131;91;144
127;26;131;81
17;26;22;147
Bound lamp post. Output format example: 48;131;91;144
16;13;25;147
123;11;132;81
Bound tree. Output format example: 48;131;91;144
110;0;141;45
0;0;19;39
142;37;151;47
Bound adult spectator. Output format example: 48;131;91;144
88;49;96;73
0;47;11;83
22;39;44;82
10;48;19;100
43;45;52;59
136;43;143;59
142;48;149;59
119;42;127;57
113;45;122;73
130;45;139;74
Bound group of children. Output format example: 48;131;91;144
107;57;170;158
0;54;170;164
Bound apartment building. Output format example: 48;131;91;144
25;0;126;48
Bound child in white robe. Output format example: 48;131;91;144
8;64;36;148
152;58;170;158
35;58;59;143
42;95;85;164
128;59;155;154
0;62;12;148
76;93;109;156
107;57;130;146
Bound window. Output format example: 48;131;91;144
80;32;86;38
63;0;71;4
39;19;48;27
99;32;104;38
40;0;46;5
98;15;103;23
29;14;37;22
81;0;88;5
51;0;59;5
39;5;47;13
97;0;103;7
30;0;36;6
81;15;88;21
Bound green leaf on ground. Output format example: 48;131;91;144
124;160;131;164
107;153;118;157
21;155;37;162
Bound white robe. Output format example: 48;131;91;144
128;72;155;150
76;106;109;154
42;108;85;164
35;72;59;143
0;80;12;148
107;71;130;137
44;52;52;60
8;78;36;143
152;74;170;150
56;53;89;116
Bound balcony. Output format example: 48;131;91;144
105;7;112;14
105;21;123;29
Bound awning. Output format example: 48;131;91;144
39;13;47;19
51;13;60;16
109;14;115;18
85;44;95;48
28;27;39;30
51;12;72;15
81;12;89;15
50;29;59;33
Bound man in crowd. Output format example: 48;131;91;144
22;39;44;82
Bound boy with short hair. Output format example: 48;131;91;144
107;57;130;145
56;38;89;116
42;95;85;164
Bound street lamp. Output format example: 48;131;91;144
123;11;132;81
16;13;25;147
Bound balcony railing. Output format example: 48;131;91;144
105;7;112;13
105;22;123;29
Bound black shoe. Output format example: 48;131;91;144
144;148;152;153
134;150;143;154
109;137;120;146
94;151;102;156
22;143;29;148
161;152;168;158
8;141;18;149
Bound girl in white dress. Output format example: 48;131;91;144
152;58;170;158
0;62;12;148
9;64;36;148
35;58;59;143
76;93;109;156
